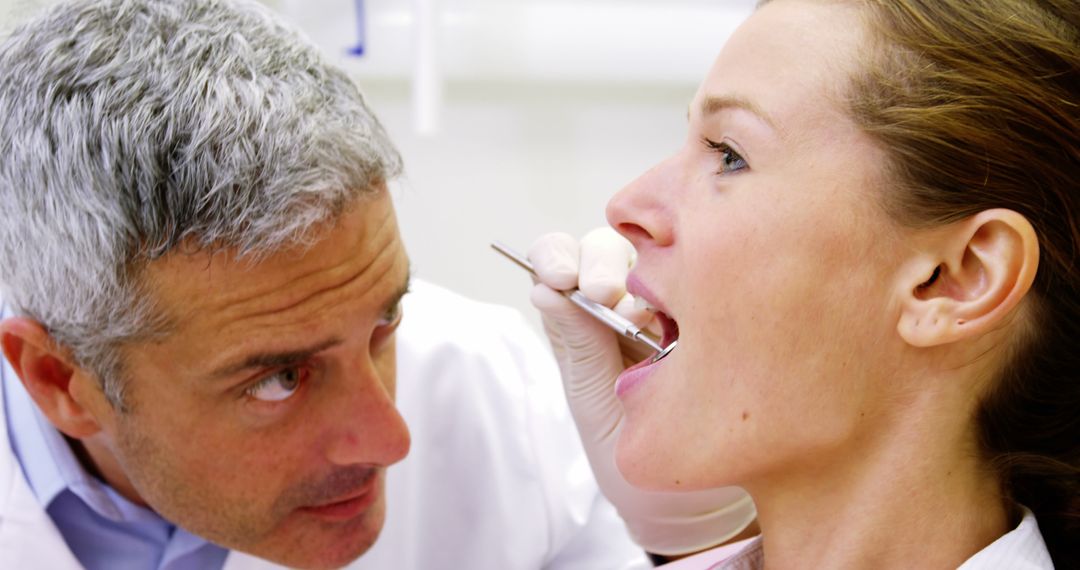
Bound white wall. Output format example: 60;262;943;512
1;0;756;330
372;79;697;327
0;0;53;31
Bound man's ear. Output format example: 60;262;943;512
0;317;105;438
895;209;1039;348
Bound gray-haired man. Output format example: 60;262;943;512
0;0;648;568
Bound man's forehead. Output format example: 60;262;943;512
140;193;405;334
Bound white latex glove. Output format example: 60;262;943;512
528;228;756;557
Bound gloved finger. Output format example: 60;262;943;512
527;232;580;291
531;283;626;436
613;292;654;328
579;227;635;306
530;282;614;342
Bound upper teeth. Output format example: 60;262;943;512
634;295;658;312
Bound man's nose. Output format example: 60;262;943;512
324;361;411;467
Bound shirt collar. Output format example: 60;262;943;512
957;507;1053;569
3;352;152;523
704;509;1052;570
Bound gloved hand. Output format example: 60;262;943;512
528;227;756;557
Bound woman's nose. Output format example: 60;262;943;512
606;157;678;249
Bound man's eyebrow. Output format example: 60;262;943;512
210;337;343;381
692;95;776;129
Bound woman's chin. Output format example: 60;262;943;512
615;423;689;491
616;420;743;492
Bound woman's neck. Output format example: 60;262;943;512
747;387;1011;570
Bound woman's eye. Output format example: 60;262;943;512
246;367;307;402
703;138;749;174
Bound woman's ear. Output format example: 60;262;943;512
0;317;105;438
895;209;1039;348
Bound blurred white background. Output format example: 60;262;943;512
1;0;756;330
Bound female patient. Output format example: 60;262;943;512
527;0;1078;568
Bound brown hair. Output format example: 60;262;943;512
844;0;1079;566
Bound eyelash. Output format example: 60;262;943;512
372;303;405;346
702;137;749;174
245;366;311;403
378;302;404;327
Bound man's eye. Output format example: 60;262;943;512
703;137;749;174
372;304;405;350
246;368;307;402
378;302;404;327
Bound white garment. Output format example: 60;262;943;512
957;508;1054;570
0;280;649;570
663;508;1053;570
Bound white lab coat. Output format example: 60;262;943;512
0;280;648;570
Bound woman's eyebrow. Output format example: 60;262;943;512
692;94;776;130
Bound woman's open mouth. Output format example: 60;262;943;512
655;310;680;349
617;281;679;397
633;290;680;352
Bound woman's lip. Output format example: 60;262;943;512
626;273;679;347
298;470;379;521
626;273;673;317
615;350;668;398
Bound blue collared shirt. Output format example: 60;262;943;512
2;306;229;570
